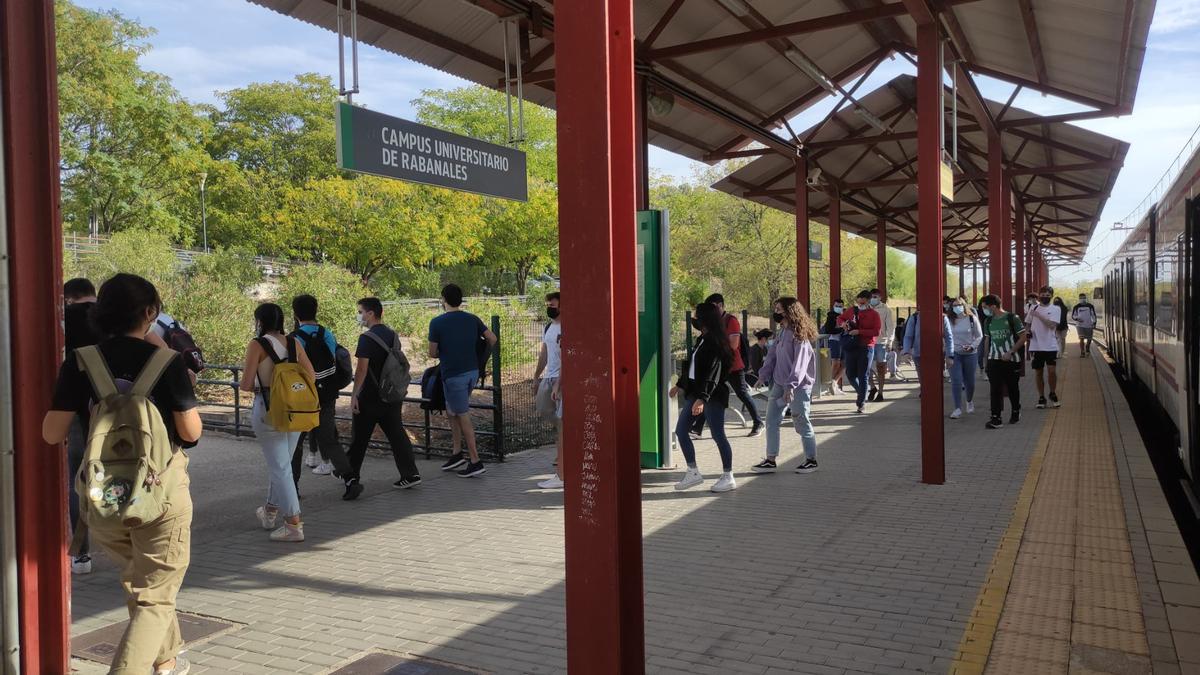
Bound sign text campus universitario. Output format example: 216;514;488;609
335;101;528;202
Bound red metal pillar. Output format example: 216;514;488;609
796;155;810;307
555;0;645;671
876;219;887;300
1014;207;1025;312
2;0;70;671
829;195;841;309
958;258;965;299
1000;181;1012;311
987;133;1004;297
916;20;944;485
634;75;649;211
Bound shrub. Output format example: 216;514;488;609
188;246;262;292
80;230;180;292
172;267;257;370
274;262;369;348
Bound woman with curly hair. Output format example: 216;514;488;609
751;297;820;474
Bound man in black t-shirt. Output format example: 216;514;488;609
348;297;420;489
61;278;100;573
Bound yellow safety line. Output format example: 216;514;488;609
949;409;1058;674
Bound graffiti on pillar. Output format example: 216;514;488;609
579;391;601;526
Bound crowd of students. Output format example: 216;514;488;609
47;269;1097;673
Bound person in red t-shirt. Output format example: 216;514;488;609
690;293;764;438
836;290;882;413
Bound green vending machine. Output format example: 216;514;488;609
637;210;672;469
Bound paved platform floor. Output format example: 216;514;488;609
70;346;1199;674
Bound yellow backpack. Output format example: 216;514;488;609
256;336;320;432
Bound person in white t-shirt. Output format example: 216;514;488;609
533;292;564;489
1071;293;1098;357
1024;285;1063;409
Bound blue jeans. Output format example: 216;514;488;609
252;396;303;517
949;352;979;409
675;397;733;472
765;384;816;462
843;344;870;407
66;417;88;555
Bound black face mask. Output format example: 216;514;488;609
1039;296;1051;305
772;312;784;323
691;318;703;331
547;307;560;320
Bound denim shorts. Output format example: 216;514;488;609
828;336;843;360
442;370;478;416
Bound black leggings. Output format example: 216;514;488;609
986;360;1021;418
292;402;355;486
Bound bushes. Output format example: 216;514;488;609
275;262;369;346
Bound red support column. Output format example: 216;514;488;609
2;0;70;671
987;133;1004;297
958;258;965;299
555;0;645;671
1014;207;1025;312
876;219;887;300
796;155;810;307
634;74;649;211
1001;181;1012;311
829;195;841;309
916;21;944;485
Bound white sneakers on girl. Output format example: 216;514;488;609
255;506;277;530
711;472;737;493
270;523;304;542
967;402;975;414
674;468;704;491
950;408;962;419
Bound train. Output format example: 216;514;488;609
1099;142;1200;499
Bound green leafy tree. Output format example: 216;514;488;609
187;246;262;292
56;1;209;239
79;230;179;289
481;179;559;294
274;262;371;346
274;175;486;283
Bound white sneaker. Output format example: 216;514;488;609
950;408;962;419
312;462;333;476
967;402;975;414
537;476;564;489
674;468;704;491
155;656;191;675
711;472;737;493
255;506;278;530
304;451;320;468
270;523;304;542
71;555;92;575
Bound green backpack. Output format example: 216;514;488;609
74;346;183;536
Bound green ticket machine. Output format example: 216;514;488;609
637;210;672;469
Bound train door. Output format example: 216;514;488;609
1126;259;1136;376
1186;198;1200;482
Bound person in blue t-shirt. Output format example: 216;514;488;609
289;294;361;502
428;284;498;478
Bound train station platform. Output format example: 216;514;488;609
68;346;1200;675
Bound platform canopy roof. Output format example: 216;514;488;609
710;75;1129;263
249;0;1153;168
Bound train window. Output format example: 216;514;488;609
1092;287;1104;300
1156;245;1179;336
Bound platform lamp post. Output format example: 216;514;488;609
199;171;209;252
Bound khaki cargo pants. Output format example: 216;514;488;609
90;472;192;675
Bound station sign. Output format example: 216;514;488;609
335;101;528;202
940;161;954;202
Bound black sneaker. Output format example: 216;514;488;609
751;458;777;473
748;423;763;438
868;388;878;401
856;405;865;414
441;453;467;471
1009;411;1020;425
1048;393;1060;408
986;417;1003;429
875;391;884;402
342;479;364;501
392;476;422;490
457;461;487;478
794;458;819;474
1036;397;1047;409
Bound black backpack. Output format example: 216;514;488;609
420;366;446;412
157;319;204;373
290;326;351;402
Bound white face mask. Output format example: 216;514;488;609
356;312;367;327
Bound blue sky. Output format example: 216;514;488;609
77;0;1200;284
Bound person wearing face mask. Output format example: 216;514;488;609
866;288;895;402
1024;294;1039;318
821;300;846;396
534;292;565;489
748;329;773;386
901;308;953;393
43;273;201;675
836;290;882;413
690;293;764;438
980;294;1028;429
750;297;819;474
1071;292;1098;356
945;297;983;419
1024;285;1063;409
240;302;317;543
671;302;738;493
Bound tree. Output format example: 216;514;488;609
273;175;487;283
481;179;559;294
56;1;209;239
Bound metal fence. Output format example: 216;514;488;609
64;233;292;279
194;314;560;459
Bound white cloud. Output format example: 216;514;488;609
1150;0;1200;34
